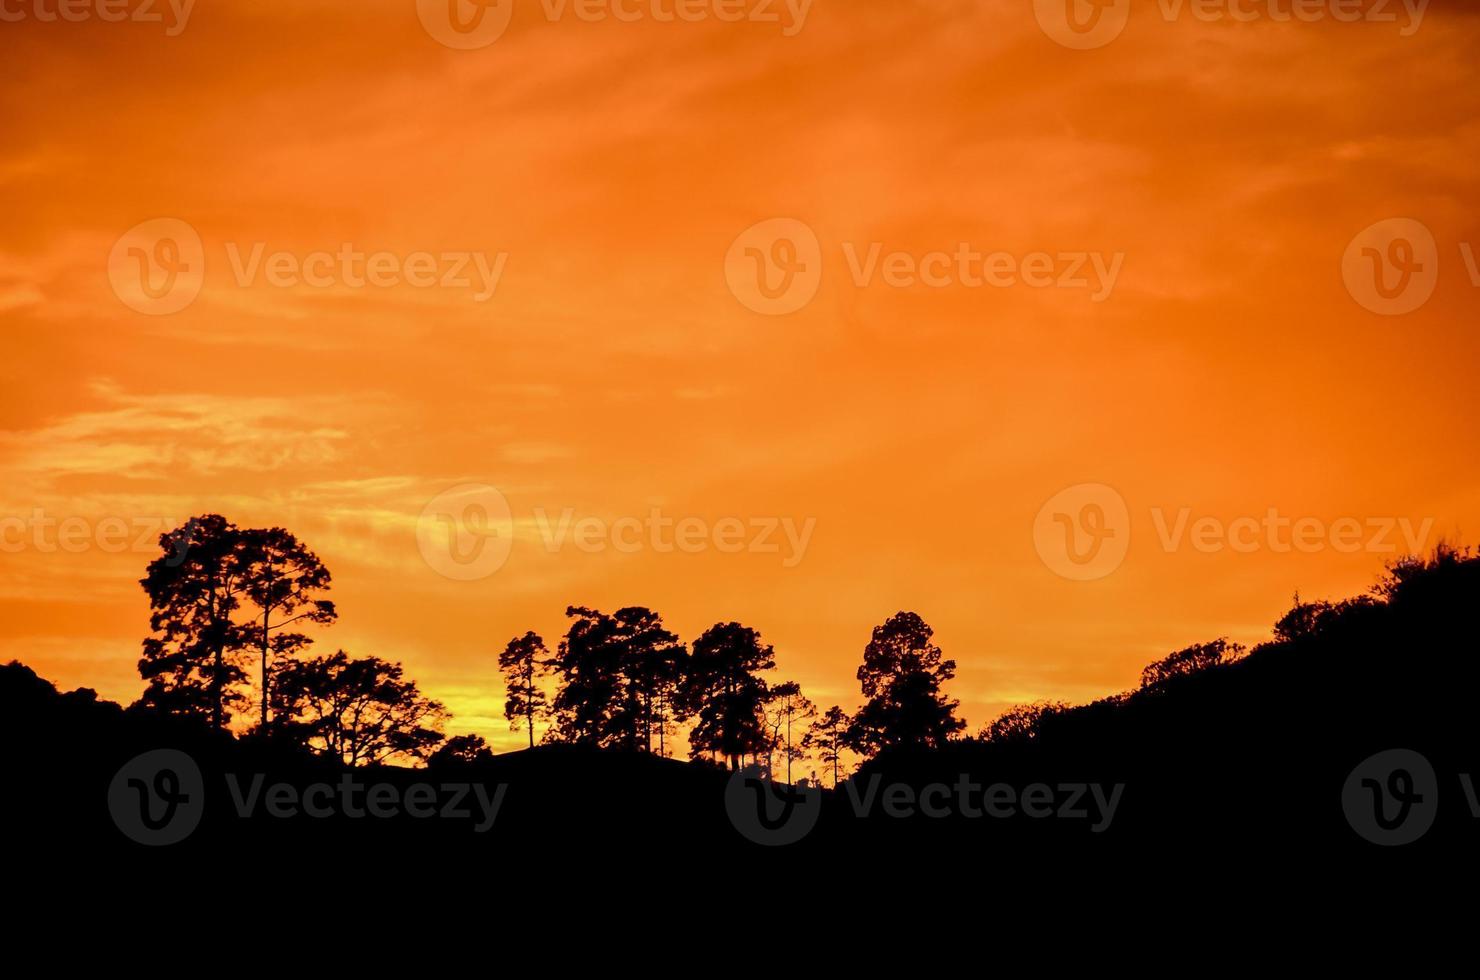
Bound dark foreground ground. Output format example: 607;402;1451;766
5;554;1478;893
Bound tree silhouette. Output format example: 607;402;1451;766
764;680;814;783
429;733;494;766
548;606;624;747
1139;638;1244;690
803;705;850;787
847;611;964;755
546;606;689;751
270;651;445;766
138;515;255;728
978;700;1068;743
238;527;337;731
499;631;552;748
612;606;687;754
680;622;775;769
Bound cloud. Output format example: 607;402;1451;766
0;380;355;482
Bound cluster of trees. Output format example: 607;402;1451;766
138;516;973;779
138;516;967;779
136;515;448;765
972;640;1250;746
497;608;964;784
130;516;1479;782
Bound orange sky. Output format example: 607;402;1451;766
3;1;1478;753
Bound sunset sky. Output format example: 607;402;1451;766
3;1;1478;754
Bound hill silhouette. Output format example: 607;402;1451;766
5;548;1477;878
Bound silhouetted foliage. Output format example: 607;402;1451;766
238;526;337;730
611;607;688;754
499;631;552;748
680;622;775;769
764;680;815;783
546;606;688;751
847;611;964;755
802;704;851;788
1139;638;1244;690
1375;541;1465;597
10;545;1480;870
137;516;337;733
269;651;445;766
978;700;1069;744
547;606;623;747
138;515;254;728
429;733;494;767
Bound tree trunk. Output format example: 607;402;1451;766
260;553;275;731
785;706;792;784
526;660;535;748
213;641;223;730
260;606;270;730
210;590;224;730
